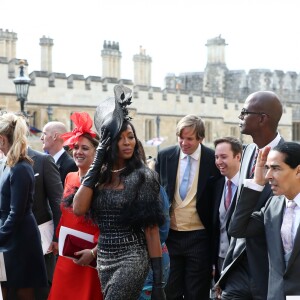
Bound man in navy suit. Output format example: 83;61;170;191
217;91;284;300
40;121;77;186
212;137;242;282
155;115;220;300
229;142;300;299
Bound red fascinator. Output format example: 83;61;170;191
61;112;96;148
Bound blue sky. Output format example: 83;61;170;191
2;0;299;87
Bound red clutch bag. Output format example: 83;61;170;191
62;234;97;268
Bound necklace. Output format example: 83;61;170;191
111;167;126;173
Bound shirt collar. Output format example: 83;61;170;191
226;171;240;187
285;192;300;207
255;132;281;151
52;148;65;163
180;143;201;161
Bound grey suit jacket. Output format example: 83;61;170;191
28;147;63;241
217;138;285;297
229;187;300;299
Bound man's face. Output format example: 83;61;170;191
265;150;299;200
238;97;262;136
178;127;202;155
215;142;241;179
40;124;55;153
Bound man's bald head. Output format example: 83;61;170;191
245;91;283;131
41;121;67;155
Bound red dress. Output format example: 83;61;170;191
48;172;103;300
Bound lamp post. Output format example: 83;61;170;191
47;105;53;121
156;115;161;152
13;60;31;115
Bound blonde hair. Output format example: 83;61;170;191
0;113;32;167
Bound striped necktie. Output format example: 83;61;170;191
225;180;232;210
249;148;259;178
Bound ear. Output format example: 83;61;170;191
296;165;300;178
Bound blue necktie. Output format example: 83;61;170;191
179;155;191;200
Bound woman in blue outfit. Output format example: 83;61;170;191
0;112;47;299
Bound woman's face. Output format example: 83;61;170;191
117;125;136;162
73;136;96;171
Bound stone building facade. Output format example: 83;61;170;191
0;29;295;156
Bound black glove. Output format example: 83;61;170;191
82;128;110;189
151;257;166;300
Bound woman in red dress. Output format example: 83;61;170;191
48;112;103;300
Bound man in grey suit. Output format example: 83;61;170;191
229;142;300;299
216;91;284;299
40;121;77;186
28;147;63;300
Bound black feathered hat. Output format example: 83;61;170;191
94;85;132;140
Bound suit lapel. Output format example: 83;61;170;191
236;144;256;200
197;145;211;199
213;177;225;225
166;147;180;201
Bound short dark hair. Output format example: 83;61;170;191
214;136;243;157
273;142;300;169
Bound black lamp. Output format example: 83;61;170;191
47;105;53;121
13;60;31;114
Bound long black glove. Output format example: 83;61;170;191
81;128;110;189
151;257;166;300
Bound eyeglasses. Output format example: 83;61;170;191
239;108;269;118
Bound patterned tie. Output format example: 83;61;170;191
281;201;297;254
249;148;259;178
225;180;232;210
179;155;191;200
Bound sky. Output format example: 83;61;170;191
2;0;300;87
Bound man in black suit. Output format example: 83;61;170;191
212;137;242;282
229;142;300;300
28;147;63;300
40;121;77;186
155;115;220;300
216;91;284;300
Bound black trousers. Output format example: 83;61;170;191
165;229;211;300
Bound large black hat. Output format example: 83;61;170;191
94;85;132;140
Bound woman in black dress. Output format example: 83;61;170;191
73;85;166;300
0;112;47;299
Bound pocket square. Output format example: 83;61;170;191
63;234;97;268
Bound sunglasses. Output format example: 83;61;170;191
239;108;269;117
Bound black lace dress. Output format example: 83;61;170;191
92;167;164;300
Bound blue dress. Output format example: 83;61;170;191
0;160;47;288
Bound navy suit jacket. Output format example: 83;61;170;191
56;150;78;187
155;144;221;236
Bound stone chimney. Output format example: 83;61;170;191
205;35;227;65
0;29;17;60
101;40;121;79
133;46;152;86
40;36;53;73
